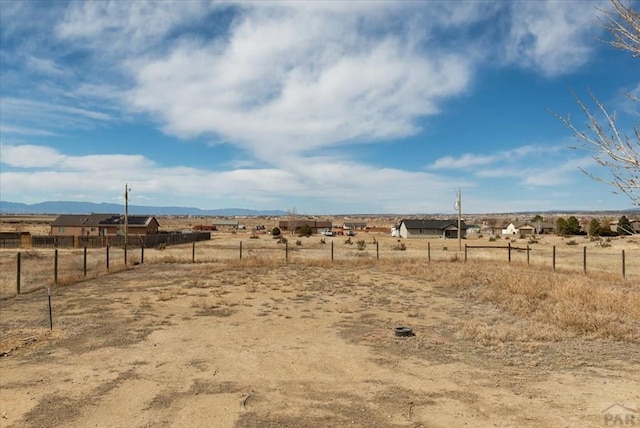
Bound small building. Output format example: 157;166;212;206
342;222;367;230
502;221;555;236
279;219;332;234
211;219;239;230
99;215;159;236
398;219;467;239
50;214;159;237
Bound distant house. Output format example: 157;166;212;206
279;219;332;234
343;222;367;230
465;224;481;236
502;221;555;236
502;222;535;236
211;219;239;230
50;214;159;237
398;219;467;239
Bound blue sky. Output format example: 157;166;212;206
0;0;638;214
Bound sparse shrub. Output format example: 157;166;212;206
478;234;484;239
528;237;539;244
249;234;259;239
320;238;326;244
298;224;313;237
271;227;281;237
566;239;579;246
345;237;353;245
296;240;303;246
356;240;366;250
393;242;407;251
277;237;288;244
156;242;167;250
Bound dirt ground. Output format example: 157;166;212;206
1;260;638;427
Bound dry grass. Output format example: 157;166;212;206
373;258;639;341
1;235;638;342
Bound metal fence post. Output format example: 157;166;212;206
622;250;626;279
527;244;530;265
331;240;334;261
508;242;511;263
192;242;196;263
141;246;144;265
552;245;556;272
239;241;243;260
83;246;87;277
106;245;110;271
376;241;379;260
16;252;21;295
464;244;467;262
54;249;58;286
428;242;431;262
285;241;288;262
583;246;587;275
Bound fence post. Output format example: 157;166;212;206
428;242;431;262
527;244;530;265
48;288;53;330
141;246;144;265
239;241;242;260
331;240;334;261
464;244;467;262
583;246;587;275
508;242;511;263
54;249;58;286
552;245;556;272
124;245;127;266
83;246;87;277
622;250;625;279
376;241;379;260
16;252;21;295
285;241;288;262
106;245;110;271
192;242;196;263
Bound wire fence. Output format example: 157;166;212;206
1;235;638;299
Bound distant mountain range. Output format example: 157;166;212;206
0;200;637;217
0;201;287;217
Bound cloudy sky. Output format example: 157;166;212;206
1;0;638;214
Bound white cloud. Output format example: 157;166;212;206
504;0;603;76
1;145;65;168
125;4;473;160
0;125;58;137
0;98;113;131
0;144;471;213
429;145;556;170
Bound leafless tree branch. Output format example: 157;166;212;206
554;0;639;206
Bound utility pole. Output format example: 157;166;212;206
124;183;130;264
455;189;462;251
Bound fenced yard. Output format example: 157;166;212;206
1;233;638;299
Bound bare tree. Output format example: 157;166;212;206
599;0;640;56
287;207;298;235
555;0;639;206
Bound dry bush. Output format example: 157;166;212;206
374;259;639;341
